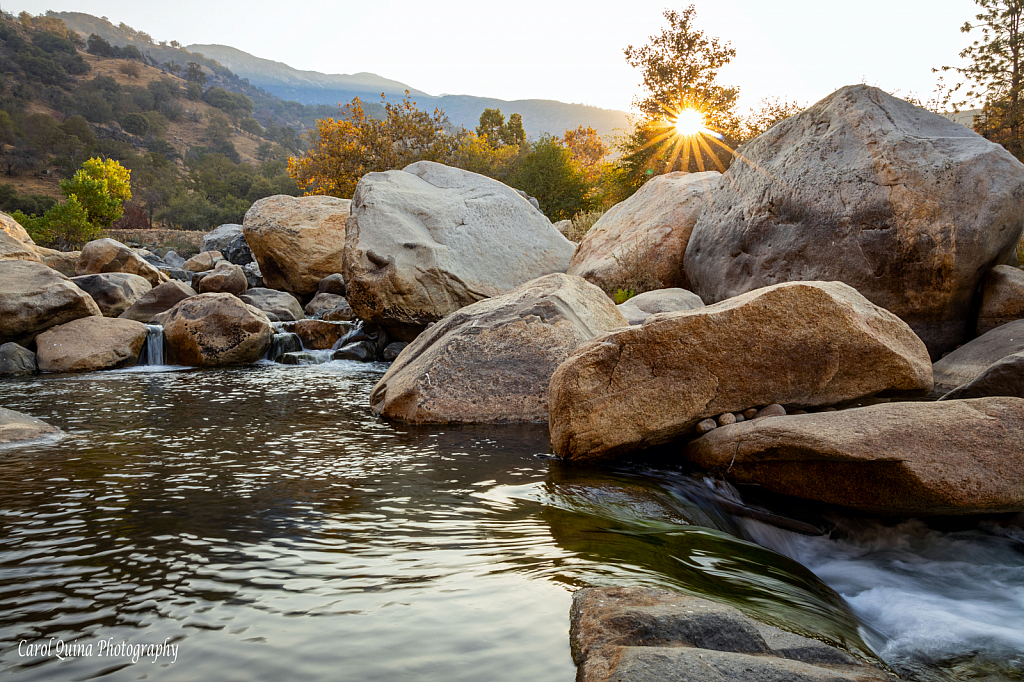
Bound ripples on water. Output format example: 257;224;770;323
0;362;1021;681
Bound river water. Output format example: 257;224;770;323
0;362;1022;681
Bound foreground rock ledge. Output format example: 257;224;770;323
571;587;892;682
370;274;627;423
683;397;1024;515
549;281;933;461
0;407;60;444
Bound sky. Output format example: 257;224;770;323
10;0;979;114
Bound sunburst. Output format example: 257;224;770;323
635;104;734;174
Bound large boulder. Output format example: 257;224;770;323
0;407;60;444
196;261;247;296
201;224;252;265
76;238;165;287
344;161;575;340
242;195;351;297
0;210;32;243
36;316;148;372
118;280;197;323
684;397;1024;515
931;319;1024;393
683;85;1024;358
0;261;102;347
70;273;152;317
617;288;704;325
370;274;628;423
238;288;304;322
940;350;1024;400
152;293;273;366
0;342;36;375
567;172;719;292
0;229;40;262
976;265;1024;336
549;281;933;461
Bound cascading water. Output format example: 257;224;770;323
142;324;164;365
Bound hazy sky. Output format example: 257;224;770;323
12;0;979;113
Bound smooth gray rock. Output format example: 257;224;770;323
201;224;252;265
239;288;305;323
71;272;152;317
305;292;347;318
318;273;346;297
381;341;408;362
333;340;377;362
163;250;186;268
0;342;36;375
617;288;704;325
932;319;1024;393
0;406;60;444
940;350;1024;400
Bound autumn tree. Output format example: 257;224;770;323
509;136;593;221
739;97;805;141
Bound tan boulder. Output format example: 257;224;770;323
567;172;719;292
70;273;152;317
119;281;197;323
370;274;628;423
196;261;247;296
243;195;350;296
344;161;574;340
304;291;346;317
36;316;148;372
238;288;304;322
683;397;1024;515
549;281;933;461
76;238;165;287
0;229;40;262
0;260;102;347
0;210;32;243
35;248;80;277
977;265;1024;335
182;250;223;272
0;406;60;444
152;293;273;366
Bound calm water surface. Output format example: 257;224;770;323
0;362;1021;681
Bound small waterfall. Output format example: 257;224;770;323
143;324;165;366
265;332;302;362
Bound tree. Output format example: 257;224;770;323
185;62;207;86
59;157;132;228
122;112;150;137
501;113;526;146
739;97;805;141
509;136;593;221
475;108;526;147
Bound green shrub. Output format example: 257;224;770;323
121;112;150;137
613;289;636;304
12;194;100;249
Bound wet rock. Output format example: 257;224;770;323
201;224;252;265
118;281;197;323
266;332;302;362
182;250;222;273
617;288;704;325
243;195;351;297
152;293;273;366
549;281;933;461
381;341;408;362
343;161;575;341
70;273;152;317
304;292;347;318
370;273;627;423
318;273;346;297
940;350;1024;400
976;265;1024;336
336;323;389;355
36;316;148;372
0;406;60;444
322;300;356;322
239;288;304;322
932;319;1024;394
76;238;165;287
684;85;1024;358
684;397;1024;515
284;319;355;350
333;341;377;362
568;172;720;293
0;261;102;347
0;342;36;375
196;261;248;296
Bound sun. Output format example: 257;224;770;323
674;109;708;136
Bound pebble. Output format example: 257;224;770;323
718;413;736;426
733;413;745;423
696;418;717;435
754;404;786;419
743;408;758;419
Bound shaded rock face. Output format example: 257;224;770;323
344;161;575;341
318;273;345;297
940;350;1024;400
571;587;890;682
977;265;1024;336
322;299;355;322
182;251;222;273
568;172;720;292
36;316;148;373
683;85;1024;358
304;291;347;318
243;195;351;297
152;293;273;366
0;210;32;243
0;407;60;444
549;281;933;461
201;224;252;265
684;397;1024;515
241;262;264;289
76;238;165;287
617;288;704;325
370;273;628;424
196;261;248;296
118;280;197;323
0;342;36;375
238;288;304;322
70;273;152;318
932;319;1024;393
0;261;102;347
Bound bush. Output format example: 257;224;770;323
565;209;605;242
60;157;132;228
121;112;150;137
608;235;664;300
12;194;101;249
118;61;141;79
0;183;57;216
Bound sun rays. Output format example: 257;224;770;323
636;105;736;174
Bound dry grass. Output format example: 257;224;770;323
565;209;605;243
609;234;664;302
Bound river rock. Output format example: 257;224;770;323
36;316;148;372
0;230;79;276
939;350;1024;400
182;250;222;273
976;265;1024;336
0;210;31;243
76;238;165;287
568;172;720;293
304;292;347;318
152;293;273;366
0;261;102;347
239;288;305;322
571;587;890;682
549;281;933;461
617;288;704;325
684;397;1024;515
683;85;1024;358
370;273;628;423
118;280;197;323
284;319;353;350
0;342;36;375
344;161;575;341
0;406;59;444
70;273;152;318
242;195;351;297
318;273;345;297
382;341;408;362
196;261;248;296
333;341;377;362
932;319;1024;393
323;299;355;321
201;224;252;265
163;250;186;268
